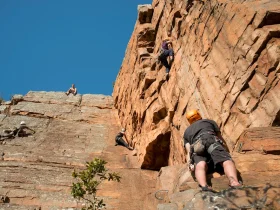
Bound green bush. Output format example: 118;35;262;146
71;158;121;210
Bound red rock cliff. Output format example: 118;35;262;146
113;0;280;170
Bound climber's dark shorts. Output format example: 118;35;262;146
115;137;129;148
193;145;232;167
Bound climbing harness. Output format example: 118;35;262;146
191;132;223;155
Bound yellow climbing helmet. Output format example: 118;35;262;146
186;110;202;124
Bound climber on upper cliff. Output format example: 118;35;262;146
158;39;174;75
0;121;35;140
183;110;242;192
115;128;134;150
65;84;77;96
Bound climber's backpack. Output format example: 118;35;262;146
162;41;168;50
158;41;169;60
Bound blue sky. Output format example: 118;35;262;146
0;0;150;100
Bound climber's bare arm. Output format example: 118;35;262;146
185;142;191;163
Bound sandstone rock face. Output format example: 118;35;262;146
0;91;158;210
112;0;280;209
113;0;280;170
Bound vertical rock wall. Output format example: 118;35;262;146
113;0;280;169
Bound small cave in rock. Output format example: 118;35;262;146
143;78;156;91
147;47;154;53
272;110;280;127
141;132;171;170
138;29;156;42
260;12;280;27
169;10;183;38
171;11;182;29
138;8;154;24
152;107;168;124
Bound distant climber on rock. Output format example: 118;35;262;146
65;84;77;96
16;121;36;137
115;128;134;150
183;110;242;192
158;39;174;76
0;121;35;140
0;127;17;140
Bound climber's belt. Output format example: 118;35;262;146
193;131;215;142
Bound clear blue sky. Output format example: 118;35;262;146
0;0;150;100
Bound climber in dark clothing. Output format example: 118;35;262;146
0;129;16;140
16;121;36;137
183;110;241;192
158;39;174;74
0;121;35;140
115;128;133;150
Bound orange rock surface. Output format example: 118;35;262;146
113;0;280;171
113;0;280;209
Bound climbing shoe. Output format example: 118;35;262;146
201;185;216;193
229;185;243;189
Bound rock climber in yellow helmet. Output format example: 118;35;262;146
183;109;242;192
